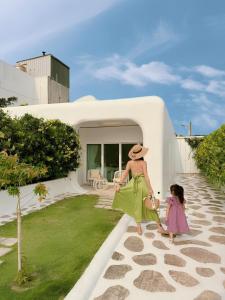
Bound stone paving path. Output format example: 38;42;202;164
89;174;225;300
83;184;115;209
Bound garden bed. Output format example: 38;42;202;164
0;194;122;300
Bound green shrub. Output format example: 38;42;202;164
0;111;81;182
185;136;205;149
194;124;225;187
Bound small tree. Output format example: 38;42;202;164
0;151;48;285
0;96;17;107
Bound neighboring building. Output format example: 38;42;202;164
5;95;177;199
0;53;69;105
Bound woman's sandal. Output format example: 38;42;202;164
137;225;142;235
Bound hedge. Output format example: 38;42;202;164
194;124;225;187
0;110;81;182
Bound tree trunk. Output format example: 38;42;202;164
17;196;22;272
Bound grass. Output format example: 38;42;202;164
0;195;122;300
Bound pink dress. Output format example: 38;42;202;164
166;196;189;234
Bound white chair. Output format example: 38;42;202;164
113;170;129;186
87;169;108;189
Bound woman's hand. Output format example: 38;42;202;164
148;190;153;197
115;184;120;192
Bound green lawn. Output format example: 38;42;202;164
0;195;122;300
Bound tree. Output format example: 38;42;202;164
0;151;48;285
0;96;17;107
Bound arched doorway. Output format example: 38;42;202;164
75;119;143;184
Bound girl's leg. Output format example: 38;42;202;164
169;232;174;243
136;222;142;235
156;222;167;233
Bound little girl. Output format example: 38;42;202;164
165;184;189;243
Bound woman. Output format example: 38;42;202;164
112;144;165;235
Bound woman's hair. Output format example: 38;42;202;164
170;184;185;204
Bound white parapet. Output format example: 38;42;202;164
0;171;87;219
65;214;132;300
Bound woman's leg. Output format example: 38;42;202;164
136;222;142;235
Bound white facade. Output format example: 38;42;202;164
0;59;39;105
5;95;177;199
16;55;51;77
0;56;69;105
176;136;200;173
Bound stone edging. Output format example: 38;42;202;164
65;214;132;300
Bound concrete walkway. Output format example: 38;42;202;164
88;174;225;300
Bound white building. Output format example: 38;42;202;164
0;53;69;105
5;95;177;199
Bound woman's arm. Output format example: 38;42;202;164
142;161;154;195
118;161;130;184
115;161;130;192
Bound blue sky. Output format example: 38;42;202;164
1;0;225;135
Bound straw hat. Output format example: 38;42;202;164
128;144;148;160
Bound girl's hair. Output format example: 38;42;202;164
170;184;185;204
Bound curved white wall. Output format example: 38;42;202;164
4;96;177;199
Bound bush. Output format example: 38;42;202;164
194;124;225;187
185;136;205;149
0;111;81;182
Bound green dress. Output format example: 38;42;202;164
112;174;160;223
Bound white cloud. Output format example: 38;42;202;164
194;65;225;77
206;80;225;97
187;93;225;131
129;20;180;59
181;79;206;91
77;52;225;99
83;54;180;87
192;113;219;129
0;0;119;57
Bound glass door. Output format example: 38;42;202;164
104;144;119;182
87;144;101;178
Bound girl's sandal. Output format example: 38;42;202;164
157;224;167;234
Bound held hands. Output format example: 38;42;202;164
115;182;122;192
148;190;154;198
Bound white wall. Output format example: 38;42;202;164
5;96;177;199
176;137;200;173
34;76;49;104
0;59;68;105
78;125;142;184
0;60;39;105
48;77;69;103
0;172;86;220
162;106;177;196
16;55;51;77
